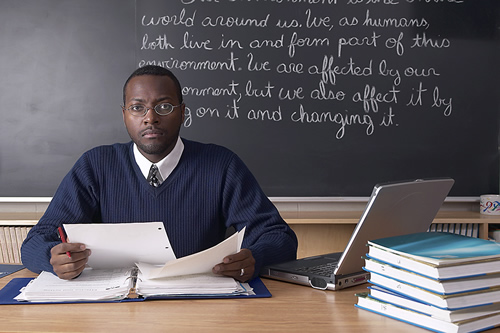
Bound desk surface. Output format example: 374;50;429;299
2;270;500;333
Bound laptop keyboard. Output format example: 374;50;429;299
295;262;337;277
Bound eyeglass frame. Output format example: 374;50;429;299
122;102;184;117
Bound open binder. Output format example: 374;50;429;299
1;224;272;304
0;275;271;305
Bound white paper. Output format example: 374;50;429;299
137;227;245;279
64;222;176;269
136;273;245;296
15;268;134;302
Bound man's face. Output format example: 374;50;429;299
123;75;185;163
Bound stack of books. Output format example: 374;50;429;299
355;232;500;333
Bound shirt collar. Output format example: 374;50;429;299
133;136;184;181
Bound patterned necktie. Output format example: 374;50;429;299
147;164;161;187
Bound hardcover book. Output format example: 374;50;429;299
367;285;500;323
356;292;500;333
363;257;500;294
367;232;500;280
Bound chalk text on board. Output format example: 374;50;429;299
279;87;305;101
141;9;196;28
290;105;375;140
183;81;240;98
432;87;452;116
137;0;467;140
181;32;213;50
411;33;451;49
338;31;381;57
138;52;239;71
248;107;283;122
352;85;400;113
380;107;397;127
308;56;373;86
311;82;346;101
247;53;272;72
288;32;330;58
362;9;430;29
141;34;174;50
245;81;275;98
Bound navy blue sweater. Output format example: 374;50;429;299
21;139;298;278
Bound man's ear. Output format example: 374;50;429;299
181;103;186;123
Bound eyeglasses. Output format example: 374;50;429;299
122;103;183;117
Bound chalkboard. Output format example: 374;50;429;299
0;0;498;197
0;0;135;197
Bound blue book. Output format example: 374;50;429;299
367;232;500;280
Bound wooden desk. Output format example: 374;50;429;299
1;270;499;333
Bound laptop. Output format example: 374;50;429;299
260;178;455;290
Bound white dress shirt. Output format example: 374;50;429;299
133;136;184;184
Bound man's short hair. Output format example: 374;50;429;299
123;65;183;104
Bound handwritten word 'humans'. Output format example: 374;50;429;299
291;104;374;139
363;10;429;29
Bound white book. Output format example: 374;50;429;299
364;257;500;294
369;285;500;323
356;292;500;333
369;272;500;310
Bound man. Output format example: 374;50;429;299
21;65;298;281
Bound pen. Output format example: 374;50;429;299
58;226;72;258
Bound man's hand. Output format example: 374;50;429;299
212;248;255;282
50;243;91;280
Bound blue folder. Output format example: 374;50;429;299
0;277;271;305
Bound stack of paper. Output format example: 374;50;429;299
136;272;251;297
15;268;135;302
